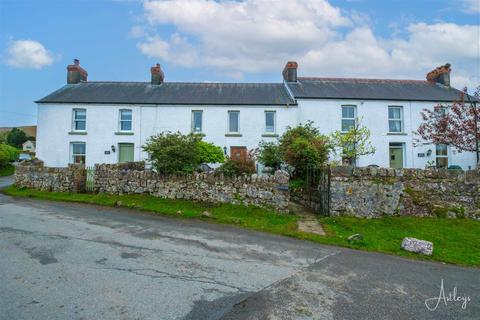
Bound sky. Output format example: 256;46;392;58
0;0;479;127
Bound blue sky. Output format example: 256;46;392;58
1;0;479;127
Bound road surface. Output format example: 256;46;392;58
0;176;478;319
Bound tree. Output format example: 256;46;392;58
6;128;27;148
257;141;282;171
0;131;8;144
197;141;225;163
330;117;375;166
143;132;225;173
279;121;331;178
415;86;480;165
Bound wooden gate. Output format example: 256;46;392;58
305;165;331;215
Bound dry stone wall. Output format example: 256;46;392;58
292;166;480;220
93;163;290;212
14;161;86;193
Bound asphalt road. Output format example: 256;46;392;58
0;176;478;319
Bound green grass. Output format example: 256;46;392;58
0;164;14;177
2;185;480;267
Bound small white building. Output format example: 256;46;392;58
35;60;478;170
22;140;36;153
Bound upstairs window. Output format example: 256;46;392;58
119;109;132;131
71;142;86;164
265;111;276;133
73;109;86;131
388;106;403;133
341;105;356;131
192;110;203;133
228;111;240;133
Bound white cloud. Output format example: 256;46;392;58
460;0;480;13
135;0;480;89
5;40;54;69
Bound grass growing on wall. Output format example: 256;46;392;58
3;185;480;267
0;164;15;177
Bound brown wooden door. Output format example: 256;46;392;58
230;146;247;161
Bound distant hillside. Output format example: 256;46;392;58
0;125;37;138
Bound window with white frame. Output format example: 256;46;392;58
71;142;86;164
434;106;447;118
265;111;276;133
72;109;86;131
341;105;356;132
436;144;448;168
228;111;239;133
192;110;203;133
119;109;132;131
388;106;403;133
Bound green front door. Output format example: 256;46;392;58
118;143;134;163
389;145;404;168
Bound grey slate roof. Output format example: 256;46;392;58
288;77;479;102
36;81;296;106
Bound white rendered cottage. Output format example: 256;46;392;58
35;60;478;169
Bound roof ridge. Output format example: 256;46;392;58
82;81;285;85
298;77;427;83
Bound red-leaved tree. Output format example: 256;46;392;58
415;86;480;165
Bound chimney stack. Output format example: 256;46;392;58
282;61;298;82
67;59;88;84
426;63;451;87
151;63;164;85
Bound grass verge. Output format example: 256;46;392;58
0;164;14;177
2;185;479;267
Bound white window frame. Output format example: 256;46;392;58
435;144;448;168
70;142;86;164
191;110;203;133
341;105;356;132
388;106;404;133
119;109;133;132
265;111;276;133
228;110;240;133
72;108;86;132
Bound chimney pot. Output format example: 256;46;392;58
283;61;298;82
151;63;164;85
67;59;88;84
426;63;451;87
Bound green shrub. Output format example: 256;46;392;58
279;121;331;178
143;132;224;174
0;149;9;167
198;141;225;163
258;141;282;170
0;144;19;161
217;150;256;176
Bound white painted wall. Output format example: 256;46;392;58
36;103;298;167
36;99;477;169
298;99;477;170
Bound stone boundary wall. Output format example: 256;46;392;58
292;166;480;220
93;163;290;211
14;161;86;193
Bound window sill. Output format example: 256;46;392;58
68;131;87;135
387;132;408;136
192;132;206;137
115;131;134;135
262;133;279;137
225;133;242;137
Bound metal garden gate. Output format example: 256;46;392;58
86;166;95;192
305;165;331;215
